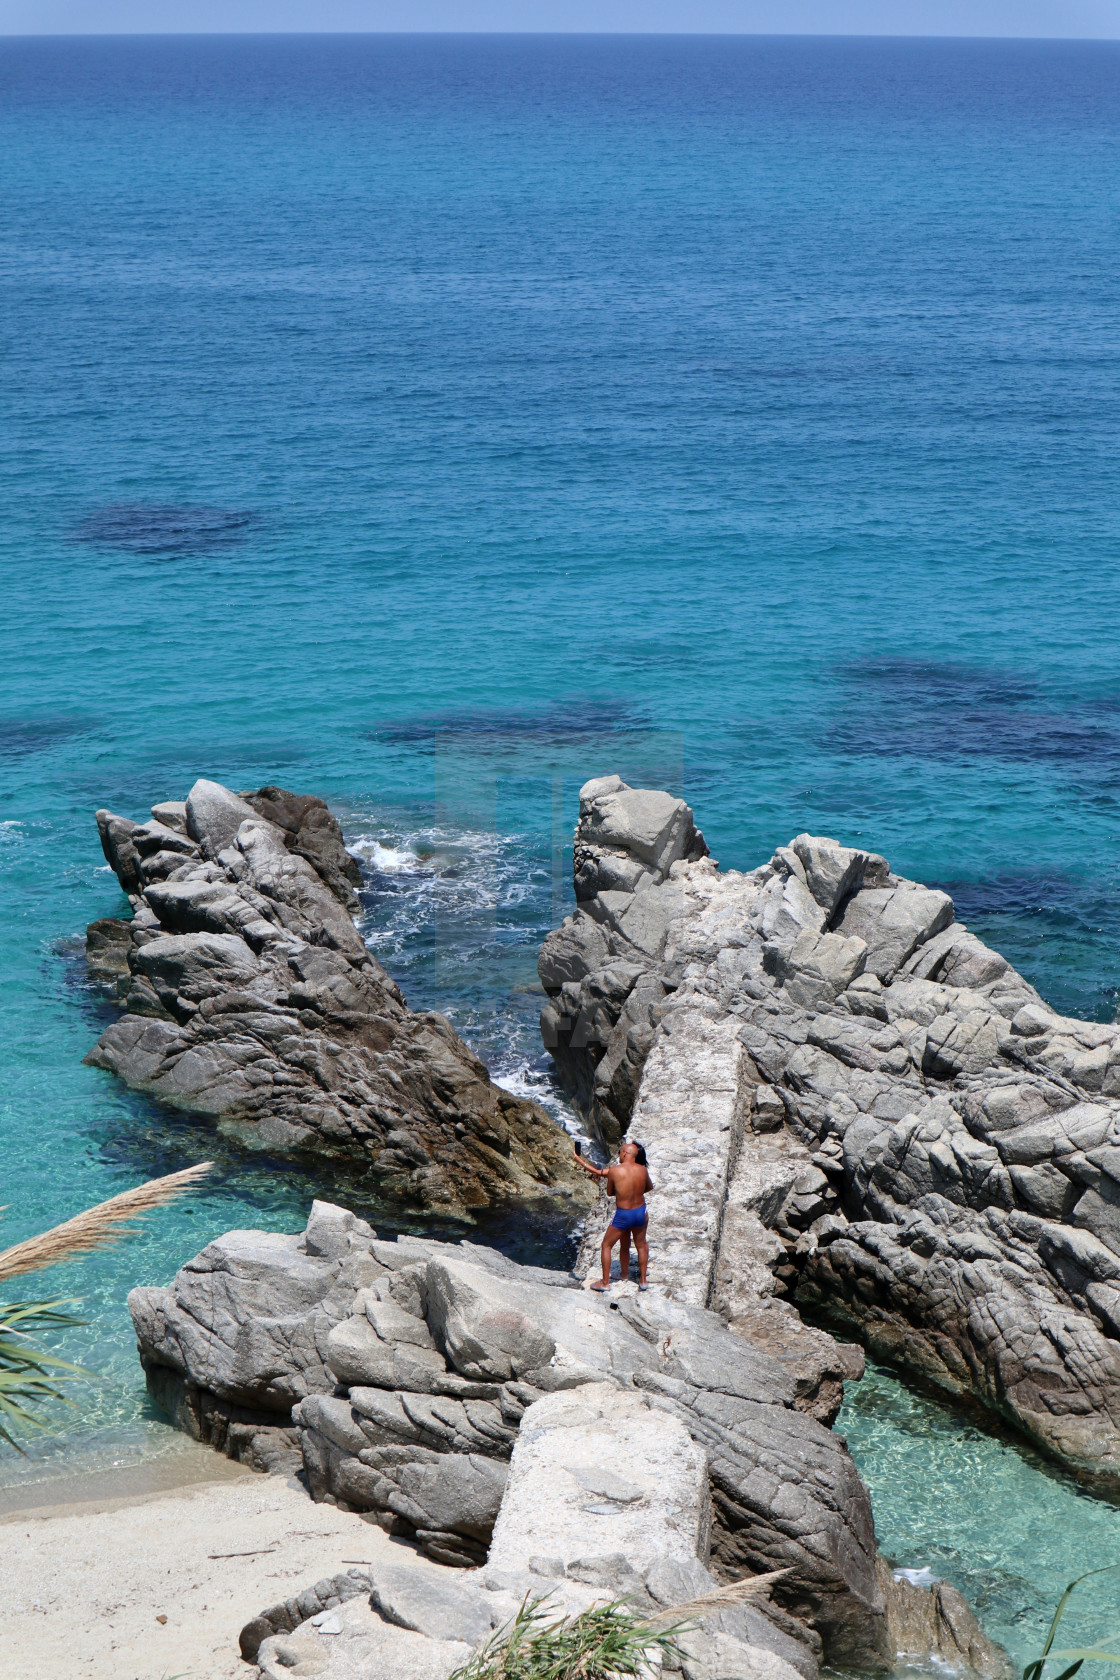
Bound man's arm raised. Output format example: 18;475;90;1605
572;1144;607;1180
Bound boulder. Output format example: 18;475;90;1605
85;780;588;1218
184;777;265;858
135;1204;980;1676
242;784;363;912
572;775;707;903
487;1383;710;1581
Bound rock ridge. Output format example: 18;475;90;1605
541;776;1120;1482
85;778;586;1217
129;1200;1004;1680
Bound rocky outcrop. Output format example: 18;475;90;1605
541;777;1120;1484
84;779;586;1217
131;1202;1003;1680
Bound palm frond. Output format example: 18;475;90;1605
0;1298;89;1450
0;1162;213;1283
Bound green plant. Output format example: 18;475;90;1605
1023;1566;1120;1680
447;1594;688;1680
0;1162;212;1448
0;1299;87;1448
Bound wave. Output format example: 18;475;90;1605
346;809;582;1139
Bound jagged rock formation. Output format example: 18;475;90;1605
131;1202;1004;1680
85;778;586;1216
541;777;1120;1483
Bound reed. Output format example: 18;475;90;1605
645;1569;787;1625
0;1162;212;1283
0;1162;212;1447
1022;1566;1120;1680
0;1299;87;1448
447;1594;690;1680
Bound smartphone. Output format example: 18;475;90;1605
574;1140;582;1155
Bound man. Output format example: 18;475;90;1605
572;1138;653;1291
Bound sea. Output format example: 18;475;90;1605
2;31;1120;1664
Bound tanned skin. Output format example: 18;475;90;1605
572;1139;653;1290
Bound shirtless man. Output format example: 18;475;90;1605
572;1139;653;1291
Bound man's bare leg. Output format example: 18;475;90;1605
590;1225;620;1291
634;1224;649;1287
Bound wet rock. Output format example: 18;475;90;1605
84;916;132;984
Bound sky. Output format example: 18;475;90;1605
2;0;1119;38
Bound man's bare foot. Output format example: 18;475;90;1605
590;1280;610;1292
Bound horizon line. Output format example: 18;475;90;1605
3;29;1120;43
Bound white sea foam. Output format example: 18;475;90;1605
360;839;424;874
893;1566;940;1587
344;808;583;1144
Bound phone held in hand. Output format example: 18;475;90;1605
575;1140;582;1155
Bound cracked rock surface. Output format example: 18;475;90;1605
85;778;586;1216
132;1201;1002;1679
541;777;1120;1482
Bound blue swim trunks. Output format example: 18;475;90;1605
610;1206;648;1233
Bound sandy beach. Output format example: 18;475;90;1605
0;1451;407;1680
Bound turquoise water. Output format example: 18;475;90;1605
840;1365;1120;1670
3;29;1120;1651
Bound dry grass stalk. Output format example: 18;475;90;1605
0;1162;213;1283
646;1569;790;1624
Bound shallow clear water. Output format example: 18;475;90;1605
840;1365;1120;1670
3;29;1120;1650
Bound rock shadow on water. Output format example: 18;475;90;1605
71;504;259;556
830;656;1120;769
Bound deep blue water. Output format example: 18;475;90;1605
3;31;1120;1660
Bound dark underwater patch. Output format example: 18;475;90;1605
831;657;1120;769
0;716;89;760
366;698;650;749
72;505;258;556
936;870;1091;921
932;870;1120;1022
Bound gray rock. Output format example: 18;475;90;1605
86;780;590;1218
425;1255;557;1381
370;1557;506;1644
789;834;869;921
242;784;363;912
540;783;1120;1485
142;1202;996;1677
833;881;954;983
240;1568;371;1660
254;1604;472;1680
95;809;143;892
151;799;188;832
572;775;706;903
85;917;132;984
185;777;266;858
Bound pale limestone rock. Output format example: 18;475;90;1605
487;1382;710;1580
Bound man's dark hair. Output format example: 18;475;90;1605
631;1143;648;1166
